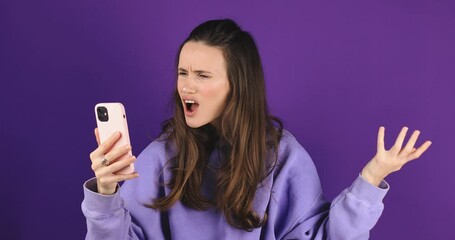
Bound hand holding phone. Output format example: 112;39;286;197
89;103;138;195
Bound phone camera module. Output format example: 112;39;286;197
97;106;109;122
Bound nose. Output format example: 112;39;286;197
179;71;198;94
182;86;197;94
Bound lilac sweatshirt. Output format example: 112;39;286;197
82;130;389;239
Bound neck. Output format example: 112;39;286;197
210;118;222;136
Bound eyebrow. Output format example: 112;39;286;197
178;68;213;74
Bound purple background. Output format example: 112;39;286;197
1;0;454;239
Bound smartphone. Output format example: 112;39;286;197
95;102;134;174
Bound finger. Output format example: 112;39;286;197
94;155;136;176
105;155;136;174
407;141;432;161
377;126;385;152
94;128;101;146
92;144;131;170
392;126;409;152
402;130;420;153
102;172;139;184
91;131;122;158
104;145;132;165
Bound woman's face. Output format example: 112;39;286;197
177;41;230;129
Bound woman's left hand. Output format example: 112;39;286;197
361;126;432;186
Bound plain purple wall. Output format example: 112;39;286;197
1;0;454;239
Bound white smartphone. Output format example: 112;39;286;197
94;102;134;174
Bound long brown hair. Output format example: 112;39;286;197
150;19;283;231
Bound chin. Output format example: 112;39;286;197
184;118;206;129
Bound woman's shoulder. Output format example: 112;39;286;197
134;136;175;170
275;129;315;169
140;130;175;154
279;129;297;143
119;137;174;204
270;129;322;205
278;129;309;153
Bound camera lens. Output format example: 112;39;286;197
97;106;109;122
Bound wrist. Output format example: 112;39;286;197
361;165;384;187
96;182;117;195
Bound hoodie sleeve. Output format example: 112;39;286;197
81;178;145;240
81;139;170;240
268;132;389;240
283;175;388;240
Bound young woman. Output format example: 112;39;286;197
82;19;432;239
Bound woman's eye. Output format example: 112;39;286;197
198;74;210;79
178;72;187;77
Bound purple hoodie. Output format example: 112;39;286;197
82;130;389;239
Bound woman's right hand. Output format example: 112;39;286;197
89;128;139;195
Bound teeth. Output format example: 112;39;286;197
184;100;195;104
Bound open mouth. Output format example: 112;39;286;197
184;99;200;115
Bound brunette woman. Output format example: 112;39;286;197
82;19;432;239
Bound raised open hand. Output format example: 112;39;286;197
361;126;432;186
